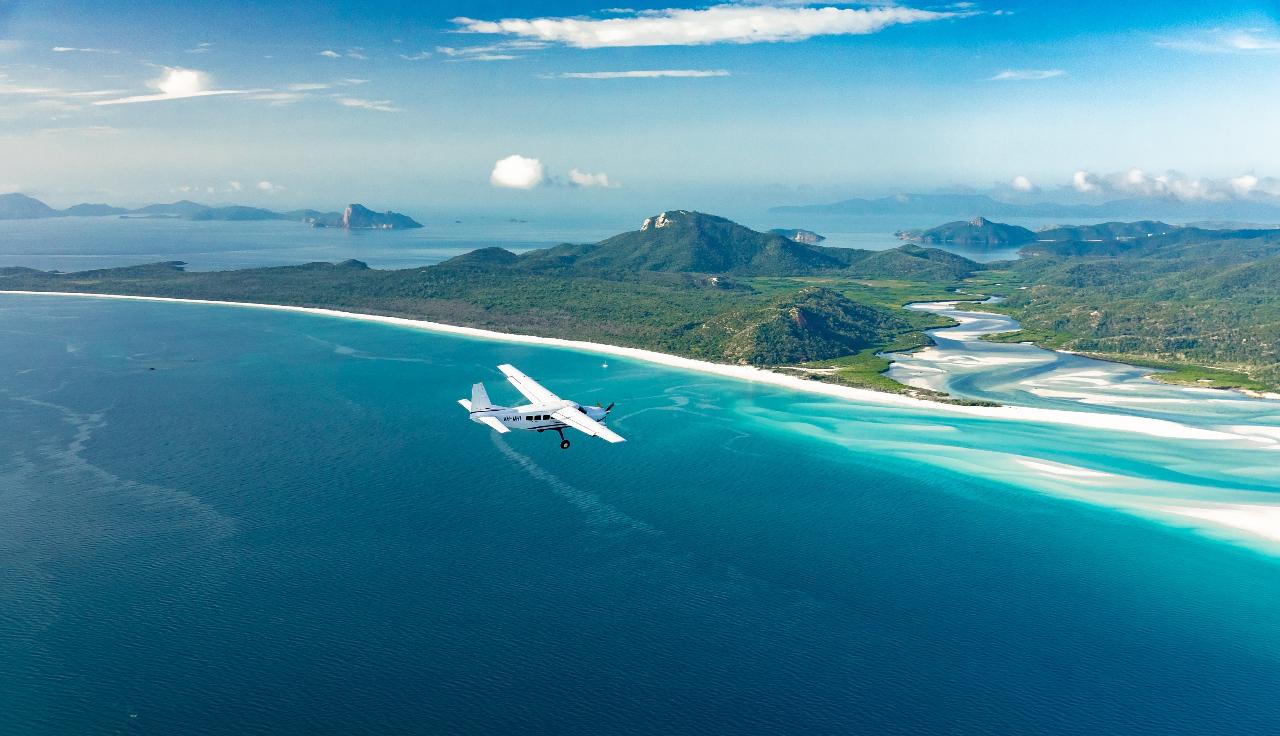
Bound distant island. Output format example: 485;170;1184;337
768;228;826;245
897;217;1036;248
2;210;1277;396
0;193;423;230
771;191;1280;222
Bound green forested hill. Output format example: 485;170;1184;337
6;212;1279;393
994;227;1280;386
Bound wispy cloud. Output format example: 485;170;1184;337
399;51;432;61
245;91;308;105
335;97;400;112
1157;27;1280;53
989;69;1066;81
551;69;730;79
187;42;213;54
452;4;958;48
568;168;619;188
319;49;342;58
51;46;116;53
94;68;249;106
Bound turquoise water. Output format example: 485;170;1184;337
3;294;1280;735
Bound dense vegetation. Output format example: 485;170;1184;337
983;225;1280;388
5;210;1278;394
900;217;1035;247
0;213;972;395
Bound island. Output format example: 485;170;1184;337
897;217;1035;247
0;193;422;230
2;210;1277;397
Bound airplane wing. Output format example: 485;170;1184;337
552;407;625;443
498;364;560;405
477;416;510;434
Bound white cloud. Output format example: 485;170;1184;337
568;168;619;188
552;69;730;79
256;181;284;193
246;91;308;105
490;155;546;189
335;97;401;112
1072;170;1101;194
1158;27;1280;54
229;180;243;191
188;42;213;54
1010;175;1035;192
399;51;432;61
51;46;115;53
319;49;342;58
94;67;247;106
452;4;956;48
1230;174;1259;197
989;69;1066;81
285;82;331;91
1066;168;1280;202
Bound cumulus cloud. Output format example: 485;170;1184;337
1230;174;1259;197
318;49;342;58
1010;175;1035;192
490;155;546;189
256;181;284;193
552;69;730;79
94;67;247;106
1068;168;1280;201
1072;170;1101;194
452;4;956;48
568;168;618;188
989;69;1066;81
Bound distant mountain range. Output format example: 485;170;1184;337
0;193;422;229
771;192;1280;222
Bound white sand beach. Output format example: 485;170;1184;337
3;290;1273;446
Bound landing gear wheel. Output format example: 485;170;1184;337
560;439;571;450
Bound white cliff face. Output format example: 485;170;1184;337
640;211;684;231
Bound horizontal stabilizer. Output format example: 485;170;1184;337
477;416;510;434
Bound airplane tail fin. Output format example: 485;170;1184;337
470;382;494;411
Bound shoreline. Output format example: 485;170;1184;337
928;300;1280;399
5;289;1280;554
3;290;1272;446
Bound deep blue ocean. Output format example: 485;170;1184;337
3;295;1280;735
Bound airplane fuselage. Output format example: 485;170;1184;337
468;402;608;432
459;364;624;449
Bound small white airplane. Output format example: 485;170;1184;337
459;364;624;450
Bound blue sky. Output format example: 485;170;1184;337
1;0;1279;214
